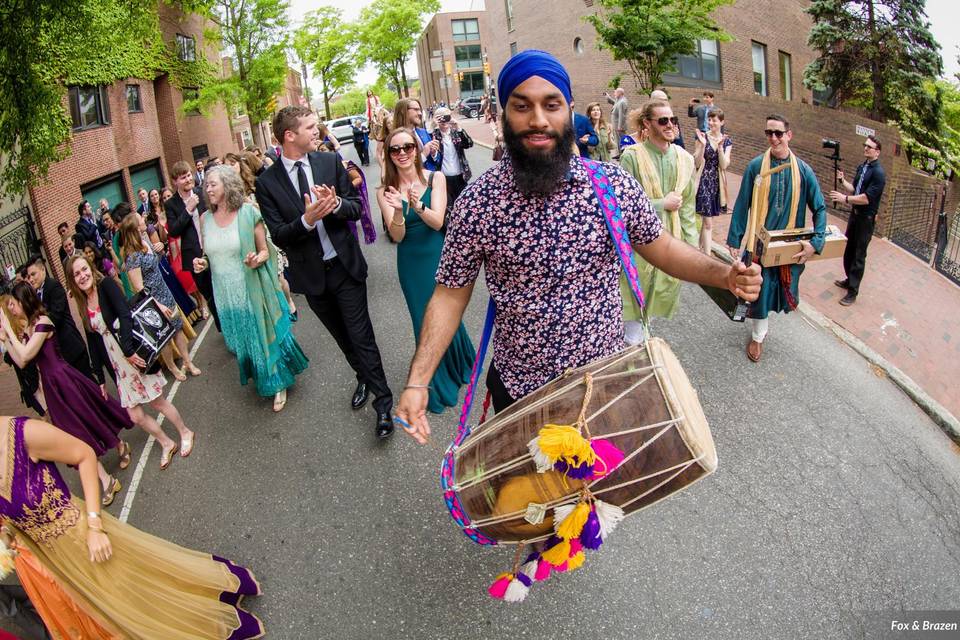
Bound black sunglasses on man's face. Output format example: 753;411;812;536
764;129;786;138
655;116;679;126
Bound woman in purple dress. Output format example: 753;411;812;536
0;283;131;507
693;109;732;254
0;415;264;638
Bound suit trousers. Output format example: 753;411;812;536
444;173;468;211
486;364;517;414
193;267;221;332
305;257;392;413
843;212;876;296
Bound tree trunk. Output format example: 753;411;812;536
322;75;331;119
399;57;409;98
867;0;885;119
249;100;266;149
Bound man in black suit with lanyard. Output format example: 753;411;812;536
165;159;221;332
256;105;394;439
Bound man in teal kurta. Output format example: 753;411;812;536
619;100;698;341
726;114;827;362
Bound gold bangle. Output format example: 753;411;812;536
391;215;406;227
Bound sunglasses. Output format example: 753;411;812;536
764;129;787;138
388;143;418;155
655;116;680;126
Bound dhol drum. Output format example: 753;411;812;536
441;338;717;547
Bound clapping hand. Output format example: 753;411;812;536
304;185;338;225
192;257;208;273
185;192;200;213
382;186;404;211
406;185;423;212
424;139;440;156
695;129;706;145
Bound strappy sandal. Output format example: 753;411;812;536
180;432;196;458
117;441;132;470
171;368;187;382
185;364;202;377
160;443;179;470
102;476;122;507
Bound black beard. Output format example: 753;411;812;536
503;117;575;197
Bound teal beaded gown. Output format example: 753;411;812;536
398;185;475;413
203;210;308;396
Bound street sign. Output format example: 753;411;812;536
430;57;442;72
856;124;876;137
432;49;442;57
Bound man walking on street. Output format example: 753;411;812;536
394;49;761;443
828;135;886;306
605;87;629;143
256;106;395;439
727;114;828;363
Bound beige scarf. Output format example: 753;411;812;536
740;148;801;253
624;142;695;236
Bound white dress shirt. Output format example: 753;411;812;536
440;133;462;177
281;154;338;260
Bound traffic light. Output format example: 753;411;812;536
444;60;452;75
458;72;464;82
483;62;491;75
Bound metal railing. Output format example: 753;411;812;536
0;206;40;277
886;186;940;263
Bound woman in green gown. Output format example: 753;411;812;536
376;128;474;414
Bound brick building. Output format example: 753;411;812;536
484;0;944;236
26;3;236;281
415;11;494;108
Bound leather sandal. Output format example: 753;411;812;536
160;443;179;470
117;441;132;470
102;476;122;507
747;340;763;363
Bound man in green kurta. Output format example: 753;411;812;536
619;100;698;342
726;114;827;362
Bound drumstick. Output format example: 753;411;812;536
393;416;429;443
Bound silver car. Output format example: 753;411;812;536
325;114;368;142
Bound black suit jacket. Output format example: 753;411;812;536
38;276;93;378
165;191;207;265
255;152;364;295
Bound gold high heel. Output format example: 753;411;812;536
102;476;122;507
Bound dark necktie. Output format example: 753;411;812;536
855;164;867;195
294;161;310;201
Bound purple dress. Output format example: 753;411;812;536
1;416;265;638
695;136;732;217
31;323;132;455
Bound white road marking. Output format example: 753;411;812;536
119;318;214;523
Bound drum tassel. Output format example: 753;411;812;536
488;544;533;602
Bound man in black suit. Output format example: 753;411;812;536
255;105;394;439
22;255;96;382
165;159;220;332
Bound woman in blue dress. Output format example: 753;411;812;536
376;128;474;414
194;166;308;412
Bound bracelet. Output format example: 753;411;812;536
87;511;100;519
404;383;431;391
391;215;406;227
845;195;849;204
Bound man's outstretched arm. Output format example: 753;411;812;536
637;233;762;300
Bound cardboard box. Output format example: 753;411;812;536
756;224;847;267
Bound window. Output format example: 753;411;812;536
666;39;720;86
752;42;768;96
126;85;142;112
451;18;480;41
191;144;209;162
182;87;200;115
459;71;484;97
176;34;196;62
68;86;110;130
574;37;584;56
779;51;792;101
455;44;482;69
510;42;518;57
505;0;514;31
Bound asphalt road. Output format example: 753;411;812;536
106;140;960;639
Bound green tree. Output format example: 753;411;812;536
197;0;291;148
803;0;942;122
0;0;211;196
294;8;359;119
585;0;733;94
357;0;439;99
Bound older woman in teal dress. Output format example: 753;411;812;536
195;166;308;411
377;128;474;413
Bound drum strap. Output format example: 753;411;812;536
455;299;496;439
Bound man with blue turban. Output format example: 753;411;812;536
394;50;762;444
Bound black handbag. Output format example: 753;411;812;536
128;293;176;374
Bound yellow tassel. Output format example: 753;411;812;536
556;501;591;541
537;425;596;467
566;551;586;571
541;539;571;567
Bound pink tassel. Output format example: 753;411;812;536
553;560;569;573
590;438;625;479
534;558;552;581
487;573;513;599
568;538;583;556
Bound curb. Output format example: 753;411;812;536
710;243;960;444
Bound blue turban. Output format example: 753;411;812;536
497;49;572;109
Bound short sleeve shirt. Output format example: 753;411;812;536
435;154;662;399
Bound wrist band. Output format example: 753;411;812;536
87;512;100;519
404;383;431;390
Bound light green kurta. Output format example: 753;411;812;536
619;141;699;319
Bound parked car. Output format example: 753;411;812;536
325;114;367;142
458;97;483;119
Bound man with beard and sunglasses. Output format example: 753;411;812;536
618;100;698;338
726;114;827;363
393;50;762;444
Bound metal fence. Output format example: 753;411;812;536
886;186;941;263
935;208;960;287
0;206;40;280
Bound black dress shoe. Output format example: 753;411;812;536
834;279;850;289
376;411;394;439
351;383;369;410
839;293;857;306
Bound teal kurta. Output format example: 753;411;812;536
619;141;698;319
726;153;828;319
398;185;475;414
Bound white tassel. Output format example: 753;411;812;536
527;437;553;473
552;503;576;536
503;576;531;602
594;499;625;540
520;559;538;581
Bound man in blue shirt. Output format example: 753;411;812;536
571;101;598;158
829;135;887;306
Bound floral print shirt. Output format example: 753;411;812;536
435;154;663;398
